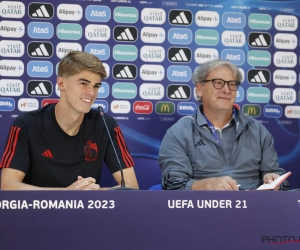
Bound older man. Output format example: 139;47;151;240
159;59;289;191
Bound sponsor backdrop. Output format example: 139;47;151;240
0;0;300;188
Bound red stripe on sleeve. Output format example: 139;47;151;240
0;126;21;168
114;127;134;168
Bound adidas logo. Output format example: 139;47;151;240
29;3;54;19
114;26;138;42
247;69;270;84
42;149;53;158
168;48;191;62
248;32;271;48
169;10;192;25
27;80;52;96
167;85;190;100
195;139;206;146
113;64;137;79
28;42;53;58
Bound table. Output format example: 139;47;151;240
0;191;300;250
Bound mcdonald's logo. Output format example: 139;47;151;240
155;102;175;114
242;104;261;117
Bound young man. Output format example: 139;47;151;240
159;59;289;191
0;51;138;190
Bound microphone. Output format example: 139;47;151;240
98;106;136;190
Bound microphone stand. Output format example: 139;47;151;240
98;106;137;191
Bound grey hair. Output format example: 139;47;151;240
192;59;243;101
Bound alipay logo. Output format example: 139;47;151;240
27;61;53;78
274;33;297;50
28;3;54;19
113;64;137;80
140;64;164;81
56;42;82;59
0;40;24;57
57;4;82;21
273;70;296;86
195;11;219;27
0;1;25;18
0;60;24;77
141;27;165;43
169;10;192;25
28;22;54;39
0;20;25;38
28;42;53;58
195;48;218;64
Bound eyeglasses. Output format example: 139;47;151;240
202;79;240;91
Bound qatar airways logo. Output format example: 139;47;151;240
0;1;25;18
141;8;166;25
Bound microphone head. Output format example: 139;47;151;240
98;105;104;115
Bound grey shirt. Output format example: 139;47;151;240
159;105;289;190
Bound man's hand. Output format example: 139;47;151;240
263;173;280;191
192;176;239;190
67;176;100;190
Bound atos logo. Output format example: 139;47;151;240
221;49;245;65
235;86;244;102
0;97;15;111
169;10;192;25
222;12;246;28
167;65;191;82
168;47;191;63
86;5;111;22
91;100;108;112
113;64;137;80
177;102;197;115
0;20;25;38
195;48;218;64
28;42;53;58
85;44;110;60
28;3;54;19
168;28;192;45
114;26;138;42
263;105;282;118
28;22;54;39
27;61;53;78
133;101;153;114
97;82;109;98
